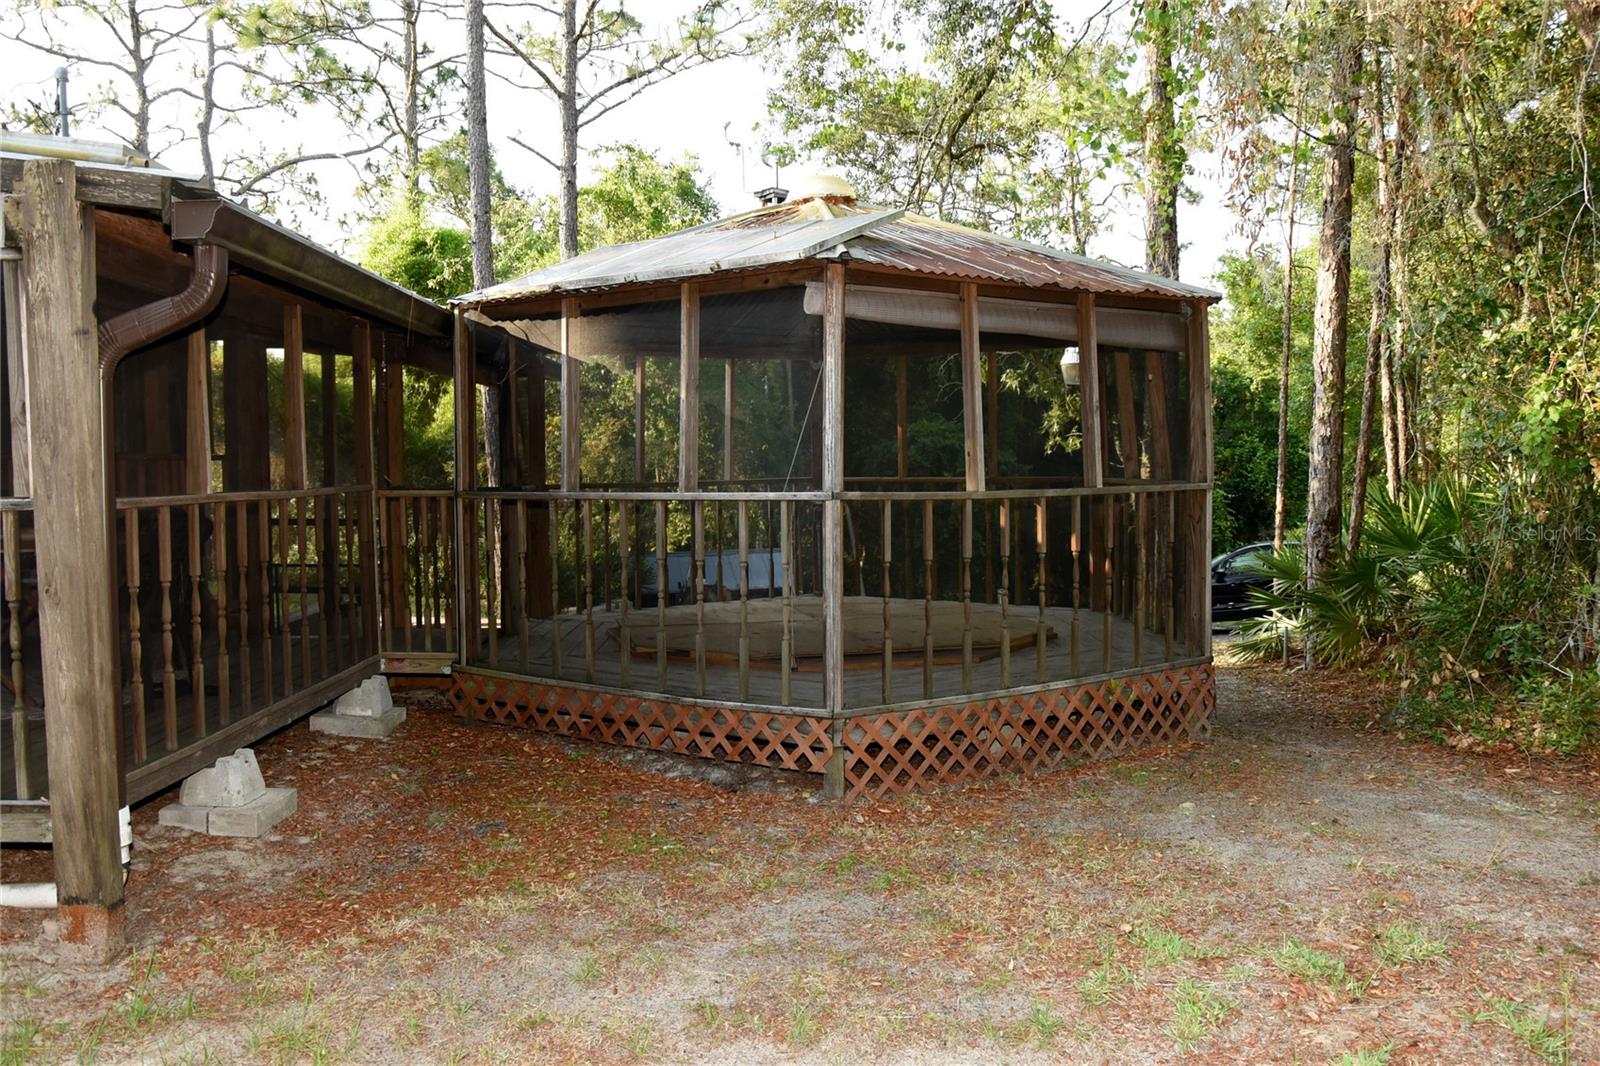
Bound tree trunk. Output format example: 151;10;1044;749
1348;55;1392;554
1273;119;1301;553
402;0;421;203
1142;0;1181;278
1305;29;1361;589
198;22;217;183
1389;67;1415;485
558;0;581;261
464;0;499;489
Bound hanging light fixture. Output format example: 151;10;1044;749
1059;347;1081;388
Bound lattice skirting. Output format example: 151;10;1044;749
449;672;834;774
449;663;1214;800
840;664;1214;800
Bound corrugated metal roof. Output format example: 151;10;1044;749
456;198;1219;308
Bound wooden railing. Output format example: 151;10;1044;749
376;489;457;661
114;487;377;797
452;484;1207;714
0;500;41;801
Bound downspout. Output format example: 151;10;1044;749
96;236;230;775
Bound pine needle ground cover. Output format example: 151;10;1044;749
2;666;1595;1063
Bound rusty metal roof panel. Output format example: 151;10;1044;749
455;202;1218;308
459;208;902;306
846;216;1217;299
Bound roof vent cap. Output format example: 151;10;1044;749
786;174;856;205
755;185;788;206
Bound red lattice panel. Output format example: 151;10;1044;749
450;671;833;774
841;664;1214;801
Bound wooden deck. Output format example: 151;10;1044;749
467;594;1184;712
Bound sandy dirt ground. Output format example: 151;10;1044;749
1;662;1596;1064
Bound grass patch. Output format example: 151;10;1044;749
1472;995;1570;1064
1267;939;1365;997
1;1017;49;1066
573;955;604;986
1334;1043;1396;1065
1167;979;1235;1050
786;1001;821;1046
1013;1001;1065;1050
1078;949;1138;1006
1128;922;1210;966
1374;922;1449;966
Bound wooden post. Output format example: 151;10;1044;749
1186;301;1213;658
633;354;646;485
19;160;125;959
895;354;908;481
959;282;986;492
820;264;846;737
1077;293;1104;489
723;357;735;483
3;259;30;498
353;321;378;653
1145;351;1172;480
528;358;551;617
185;330;211;494
1079;293;1108;612
283;302;306;490
678;283;700;491
559;297;581;491
453;312;476;659
1114;350;1141;479
985;350;1000;479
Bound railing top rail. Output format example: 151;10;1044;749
464;488;831;503
0;497;33;511
116;485;373;509
375;488;457;499
839;481;1208;502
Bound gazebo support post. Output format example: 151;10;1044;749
959;282;986;492
452;311;476;658
820;264;847;798
1078;293;1110;611
560;297;581;491
678;283;699;491
1185;301;1213;662
18;160;126;960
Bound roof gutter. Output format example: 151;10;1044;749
169;198;452;337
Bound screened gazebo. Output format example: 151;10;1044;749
443;179;1217;800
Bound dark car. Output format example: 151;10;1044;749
1211;541;1295;624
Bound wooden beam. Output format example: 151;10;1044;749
1077;293;1104;489
185;330;211;495
960;282;986;492
282;302;307;489
678;283;700;491
18;162;125;959
560;297;581;491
